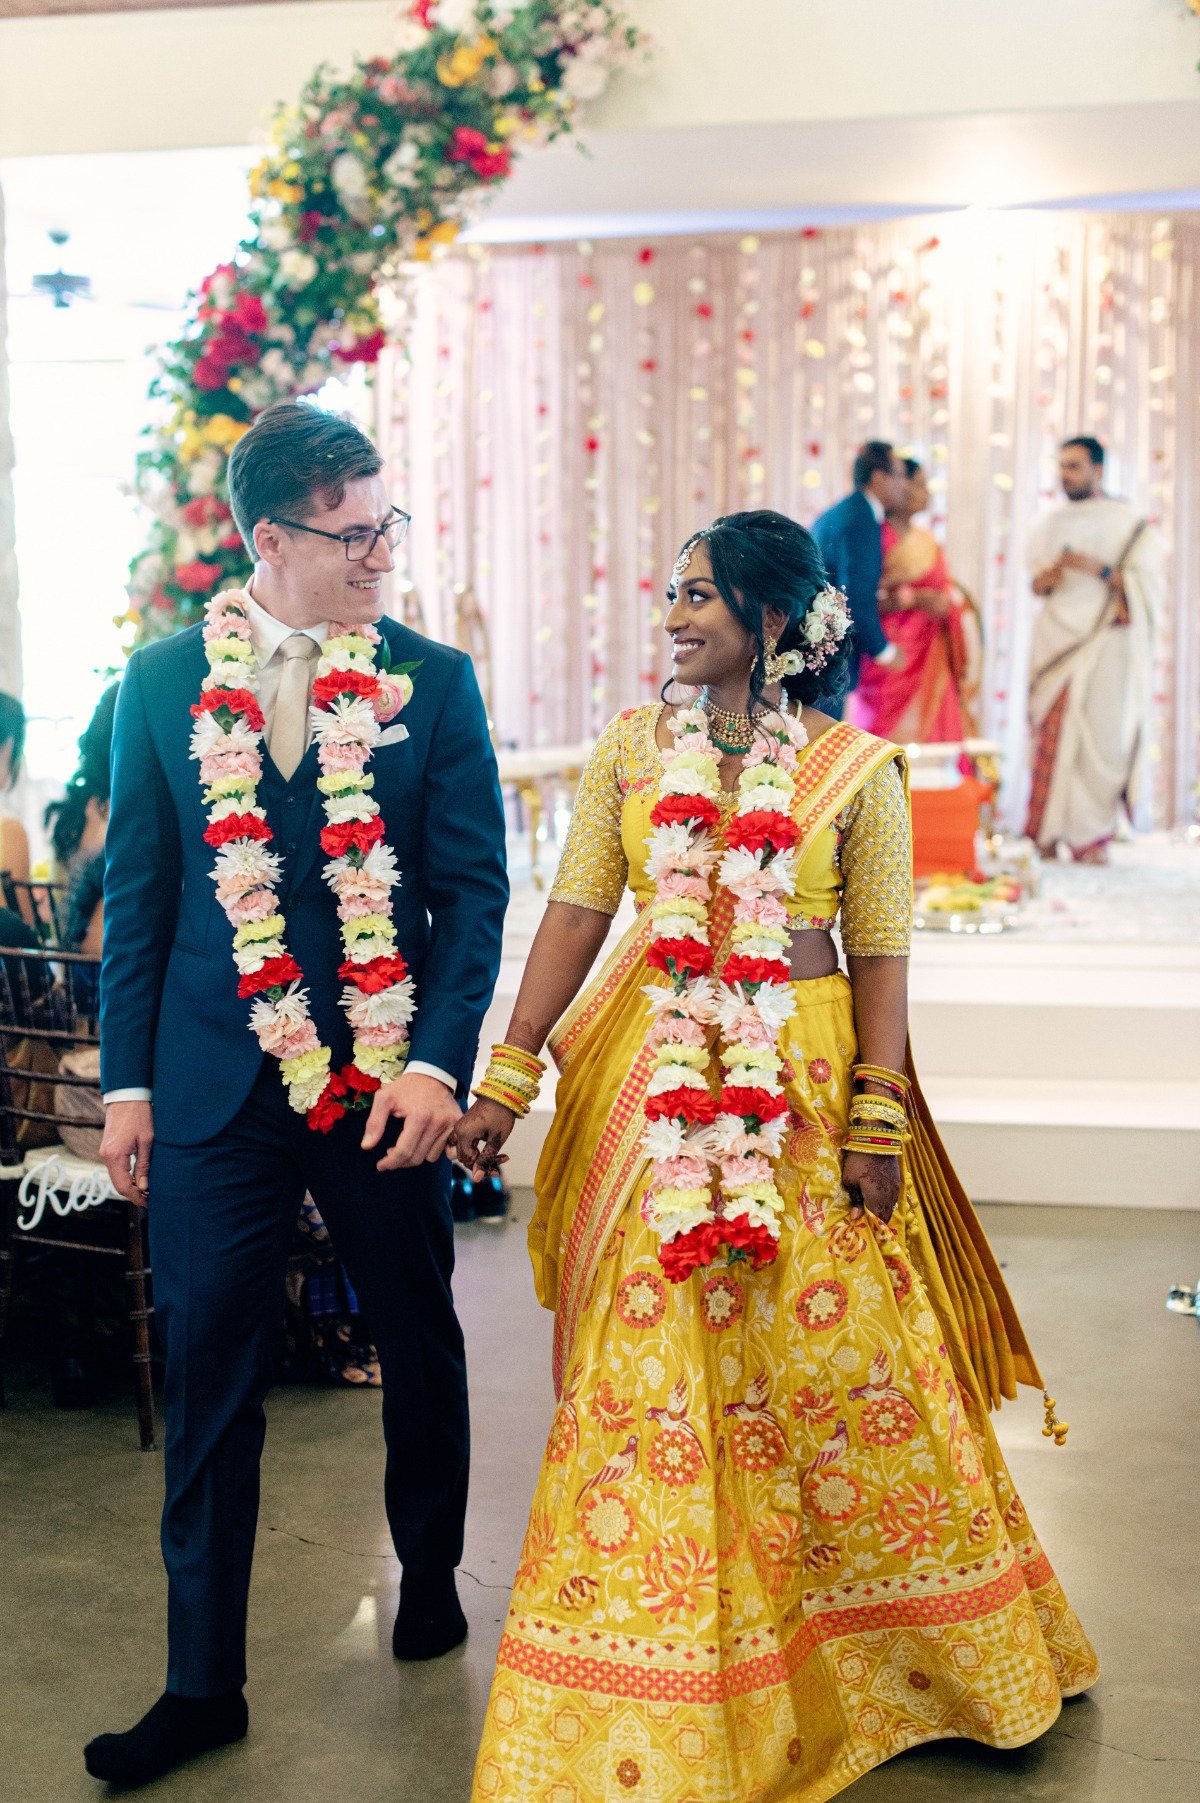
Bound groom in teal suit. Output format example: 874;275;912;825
87;403;508;1788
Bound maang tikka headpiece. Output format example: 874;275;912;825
672;533;706;580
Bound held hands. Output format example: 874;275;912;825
100;1099;154;1207
361;1071;462;1171
451;1096;517;1180
842;1150;901;1227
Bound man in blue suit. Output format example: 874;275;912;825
812;440;907;713
86;403;508;1788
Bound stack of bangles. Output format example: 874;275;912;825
845;1062;910;1158
474;1043;546;1119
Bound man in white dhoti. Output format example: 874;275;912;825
1025;436;1164;863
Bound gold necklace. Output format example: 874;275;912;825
702;694;759;754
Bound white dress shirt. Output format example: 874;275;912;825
105;585;455;1104
863;489;900;668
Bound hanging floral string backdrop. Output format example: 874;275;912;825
124;1;644;644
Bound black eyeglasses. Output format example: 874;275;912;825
270;509;410;562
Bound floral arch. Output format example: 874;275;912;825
125;1;643;645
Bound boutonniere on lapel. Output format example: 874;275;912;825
189;588;423;1133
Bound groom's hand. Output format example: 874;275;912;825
100;1099;155;1206
362;1072;461;1171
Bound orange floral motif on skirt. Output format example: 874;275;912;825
473;975;1098;1803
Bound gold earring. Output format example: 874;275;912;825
763;630;785;683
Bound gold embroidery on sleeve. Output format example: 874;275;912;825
838;759;913;956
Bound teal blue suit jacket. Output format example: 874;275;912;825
100;618;508;1145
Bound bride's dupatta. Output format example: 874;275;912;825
531;724;896;1398
530;720;1042;1409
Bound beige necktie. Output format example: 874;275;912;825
268;633;320;781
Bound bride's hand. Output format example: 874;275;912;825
842;1151;901;1226
452;1097;517;1180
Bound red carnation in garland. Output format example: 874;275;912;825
720;1085;790;1122
236;953;303;998
307;1090;347;1134
645;1086;718;1125
650;793;722;831
647;936;714;980
724;810;801;856
204;812;273;848
191;687;266;731
339;1063;382;1095
660;1219;726;1283
320;815;386;859
338;953;410;993
722;953;790;989
312;668;383;710
719;1215;778;1269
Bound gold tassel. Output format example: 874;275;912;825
1042;1390;1069;1446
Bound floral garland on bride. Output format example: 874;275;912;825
640;585;852;1283
192;588;418;1132
641;703;808;1283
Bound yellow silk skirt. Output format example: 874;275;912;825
472;965;1098;1803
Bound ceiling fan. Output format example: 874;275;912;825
15;229;180;313
30;230;91;309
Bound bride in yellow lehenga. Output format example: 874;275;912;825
455;511;1097;1803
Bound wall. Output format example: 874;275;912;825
2;0;1199;199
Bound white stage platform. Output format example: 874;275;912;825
478;836;1200;1210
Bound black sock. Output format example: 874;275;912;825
84;1689;247;1787
393;1569;468;1661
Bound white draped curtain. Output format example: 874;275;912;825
378;211;1199;828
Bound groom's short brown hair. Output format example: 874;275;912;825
227;401;383;551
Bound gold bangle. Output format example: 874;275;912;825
852;1062;909;1093
474;1079;532;1119
490;1041;546;1076
850;1094;907;1116
849;1100;908;1131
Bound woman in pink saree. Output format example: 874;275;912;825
849;460;980;743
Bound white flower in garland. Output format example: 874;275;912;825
191;589;418;1132
638;701;810;1284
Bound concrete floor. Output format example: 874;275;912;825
3;1200;1199;1803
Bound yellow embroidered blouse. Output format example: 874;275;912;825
548;705;912;957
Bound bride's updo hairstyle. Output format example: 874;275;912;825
679;508;853;713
